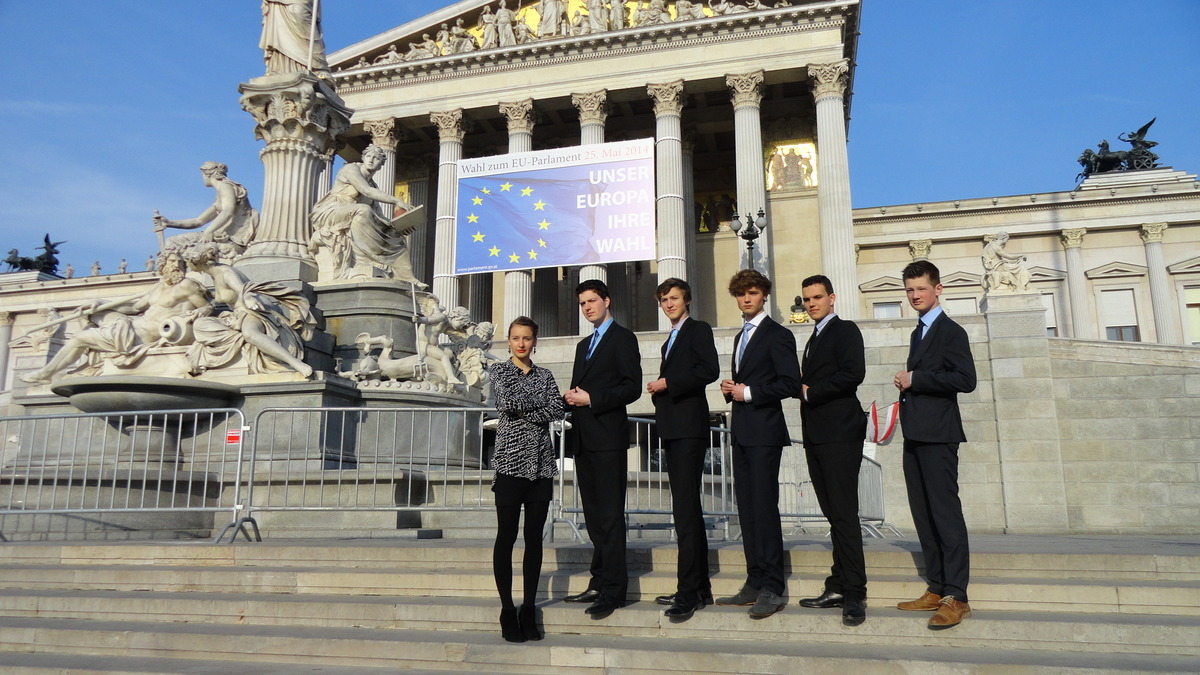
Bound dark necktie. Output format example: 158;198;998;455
909;319;923;360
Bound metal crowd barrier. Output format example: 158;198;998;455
552;416;901;543
223;406;497;542
0;408;246;542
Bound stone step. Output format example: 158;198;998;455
1;563;1196;616
0;614;1197;674
2;589;1200;654
0;653;417;674
2;538;1197;581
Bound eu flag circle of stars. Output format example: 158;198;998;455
466;181;551;266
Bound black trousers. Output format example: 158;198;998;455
664;437;711;597
804;440;867;601
574;449;628;600
731;442;785;595
903;440;970;603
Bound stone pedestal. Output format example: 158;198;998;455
980;291;1070;533
313;281;420;375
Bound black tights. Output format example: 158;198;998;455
493;501;550;608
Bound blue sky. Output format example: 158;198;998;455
1;1;1197;273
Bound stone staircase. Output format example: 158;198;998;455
0;535;1197;673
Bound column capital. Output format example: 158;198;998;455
908;239;932;261
499;99;535;135
0;311;12;326
238;74;350;155
725;71;764;110
808;60;850;101
363;118;398;151
572;90;609;127
647;80;685;117
1139;222;1168;244
431;109;465;143
1060;228;1087;249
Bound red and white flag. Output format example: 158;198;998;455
868;401;900;443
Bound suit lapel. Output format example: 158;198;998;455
737;316;773;374
908;313;942;368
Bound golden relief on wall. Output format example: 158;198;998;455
766;142;817;191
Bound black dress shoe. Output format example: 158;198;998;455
563;588;601;603
842;598;867;626
518;603;543;640
799;590;845;609
657;591;715;606
499;606;525;642
664;592;704;622
584;595;622;617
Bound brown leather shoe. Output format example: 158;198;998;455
897;591;942;611
928;596;971;629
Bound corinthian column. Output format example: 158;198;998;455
573;90;610;334
1059;228;1092;339
238;73;351;282
500;99;535;328
727;71;771;278
809;60;859;319
649;80;688;330
363;119;399;219
1140;222;1179;344
431;109;465;308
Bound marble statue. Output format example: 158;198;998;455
90;261;100;276
412;294;471;385
64;264;74;279
260;0;329;75
19;252;212;384
610;0;628;29
538;0;565;37
374;45;403;65
586;0;608;31
307;145;425;286
435;24;452;54
153;162;259;263
145;256;156;272
349;333;422;382
495;1;518;47
180;242;315;378
570;10;591;35
676;0;708;20
405;35;439;60
514;20;535;44
118;259;127;274
449;18;478;54
456;321;499;398
709;0;749;15
981;232;1032;293
481;6;499;49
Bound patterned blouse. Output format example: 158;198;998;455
489;359;566;481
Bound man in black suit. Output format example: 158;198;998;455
646;278;720;621
717;269;801;619
562;279;642;618
794;274;869;626
892;260;977;629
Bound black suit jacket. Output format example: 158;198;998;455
800;316;867;445
899;312;977;444
653;317;720;440
728;316;801;447
568;321;642;453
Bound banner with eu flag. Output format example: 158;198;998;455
454;138;656;275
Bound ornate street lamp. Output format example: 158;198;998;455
729;208;767;270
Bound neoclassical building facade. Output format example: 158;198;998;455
324;0;862;335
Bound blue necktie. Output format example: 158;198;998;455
736;322;753;368
665;328;678;356
586;330;600;359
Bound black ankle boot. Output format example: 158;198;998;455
519;603;543;641
500;606;525;642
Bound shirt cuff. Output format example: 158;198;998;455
743;385;753;402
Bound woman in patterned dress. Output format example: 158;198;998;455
489;316;565;642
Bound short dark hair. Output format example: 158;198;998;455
507;315;538;338
902;260;941;285
575;278;610;300
801;274;833;295
727;268;772;296
656;277;692;305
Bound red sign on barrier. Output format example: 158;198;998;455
226;429;242;445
